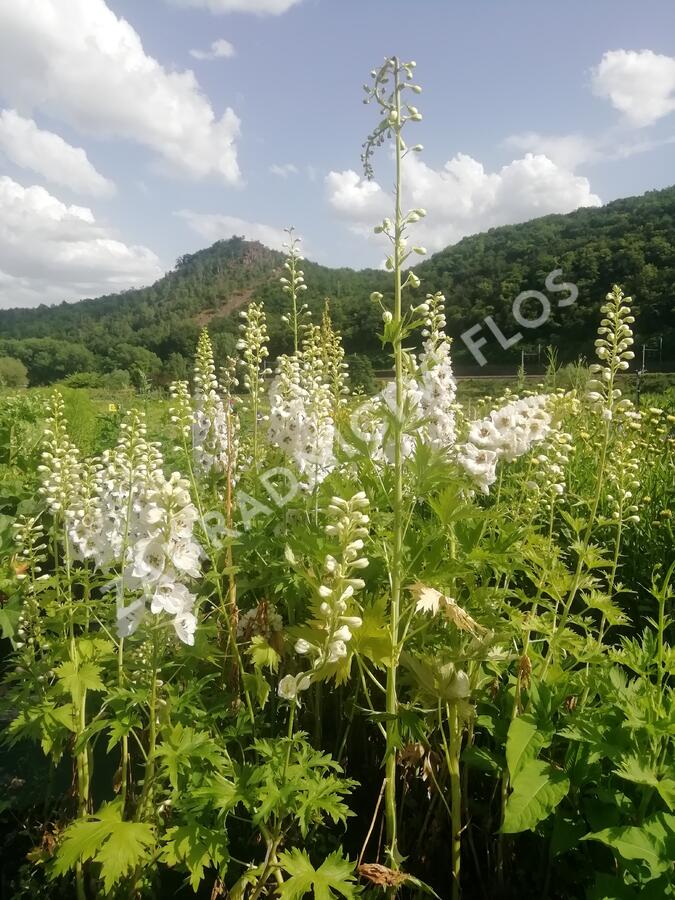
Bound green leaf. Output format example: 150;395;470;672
52;801;154;892
505;715;546;780
242;670;271;709
657;779;675;811
277;848;360;899
614;754;659;788
462;745;503;776
351;597;391;668
248;635;280;673
582;813;675;878
0;603;20;640
614;755;675;812
55;660;105;704
95;820;155;893
161;821;229;892
156;725;224;792
502;759;569;833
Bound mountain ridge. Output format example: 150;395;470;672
1;186;674;384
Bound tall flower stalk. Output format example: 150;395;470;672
237;302;270;472
362;55;425;868
544;286;635;670
280;227;309;353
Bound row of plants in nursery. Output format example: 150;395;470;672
1;57;674;899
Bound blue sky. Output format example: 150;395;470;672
0;0;674;307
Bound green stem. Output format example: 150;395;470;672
657;560;674;712
543;422;610;674
181;430;255;727
440;702;462;900
136;628;160;823
282;702;296;782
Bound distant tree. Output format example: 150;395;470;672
60;371;104;388
102;369;131;390
164;353;189;381
347;353;378;394
0;338;96;385
105;344;162;378
0;356;28;388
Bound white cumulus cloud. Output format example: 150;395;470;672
327;152;601;252
190;38;236;60
177;210;288;250
0;109;115;197
503;132;600;170
169;0;302;14
0;176;162;309
592;49;675;127
326;169;388;218
0;0;241;185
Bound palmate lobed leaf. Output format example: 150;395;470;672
613;752;675;809
52;801;155;893
248;634;281;672
156;724;226;791
55;659;105;704
277;848;361;899
161;820;229;892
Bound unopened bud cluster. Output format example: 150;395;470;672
279;493;370;701
587;286;635;422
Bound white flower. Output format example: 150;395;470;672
456;443;498;494
173;610;197;646
150;581;194;616
170;539;201;578
449;670;471;700
131;537;167;580
333;625;353;642
327;640;348;663
117;598;146;638
278;674;297;700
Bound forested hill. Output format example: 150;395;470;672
1;185;674;385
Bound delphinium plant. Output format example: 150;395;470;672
2;53;674;900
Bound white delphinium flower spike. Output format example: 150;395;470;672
457;394;552;493
281;492;370;697
417;292;458;451
268;335;336;490
587;285;636;422
123;469;202;644
192;329;235;475
38;392;83;517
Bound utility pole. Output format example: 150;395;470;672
636;335;664;407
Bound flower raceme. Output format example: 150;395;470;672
38;393;83;516
351;293;457;462
346;293;552;493
457;394;552;493
587;285;635;422
279;492;370;701
191;330;238;475
38;400;202;645
268;342;336;490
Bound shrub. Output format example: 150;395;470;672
0;356;28;388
